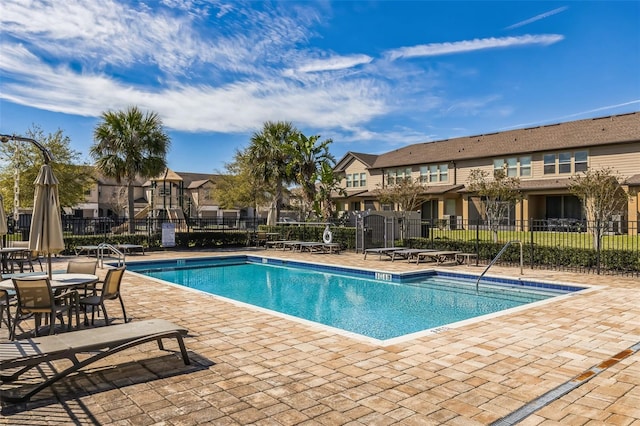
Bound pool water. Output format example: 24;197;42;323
128;257;582;341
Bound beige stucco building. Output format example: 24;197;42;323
334;112;640;234
71;170;245;223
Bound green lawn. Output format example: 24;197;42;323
428;228;639;251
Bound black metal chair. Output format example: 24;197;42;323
10;277;79;340
79;267;128;326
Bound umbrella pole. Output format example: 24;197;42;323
48;254;52;279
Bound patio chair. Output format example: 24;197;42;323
67;259;99;296
0;319;190;402
251;231;268;248
10;277;79;340
0;288;16;330
79;266;128;326
9;241;43;273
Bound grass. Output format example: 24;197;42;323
429;228;640;251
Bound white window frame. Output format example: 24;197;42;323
558;152;572;174
574;151;588;173
520;156;531;177
544;154;556;175
440;164;449;182
420;166;428;183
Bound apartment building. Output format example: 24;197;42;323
334;112;640;234
71;170;244;223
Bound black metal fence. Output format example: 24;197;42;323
395;218;640;276
5;215;639;276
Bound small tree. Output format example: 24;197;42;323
214;149;272;226
104;186;128;217
373;177;426;239
0;126;94;215
569;167;629;251
467;168;521;242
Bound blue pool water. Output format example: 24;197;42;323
127;256;583;341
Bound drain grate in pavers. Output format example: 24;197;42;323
490;341;640;426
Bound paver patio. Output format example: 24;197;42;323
1;249;639;425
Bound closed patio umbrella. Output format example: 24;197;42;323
0;195;7;248
29;164;64;279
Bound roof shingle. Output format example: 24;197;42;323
372;112;640;169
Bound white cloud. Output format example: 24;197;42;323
0;41;388;133
506;7;569;30
294;54;373;73
385;34;564;61
0;0;576;153
500;100;640;130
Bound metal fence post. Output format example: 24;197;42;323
475;219;479;260
529;218;534;269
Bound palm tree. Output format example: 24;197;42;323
247;121;297;224
287;133;335;220
91;106;170;233
315;162;346;221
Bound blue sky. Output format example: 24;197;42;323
1;1;639;174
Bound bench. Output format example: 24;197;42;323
0;319;189;402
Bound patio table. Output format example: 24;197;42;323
0;247;30;274
0;273;99;293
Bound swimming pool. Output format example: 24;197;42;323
126;256;585;342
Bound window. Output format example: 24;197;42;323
558;152;571;174
495;156;531;177
346;174;352;188
386;170;395;185
574;151;588;172
352;173;359;187
440;164;448;182
429;165;438;183
520;156;531;176
506;157;518;177
387;168;411;185
544;154;556;174
158;187;171;196
420;166;428;183
545;151;588;175
421;164;450;182
359;173;367;186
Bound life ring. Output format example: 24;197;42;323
322;225;333;244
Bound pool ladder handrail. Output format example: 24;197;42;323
475;240;523;292
97;243;125;268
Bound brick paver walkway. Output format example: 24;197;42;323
1;249;639;425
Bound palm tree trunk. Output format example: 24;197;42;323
128;182;135;234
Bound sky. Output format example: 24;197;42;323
1;1;639;174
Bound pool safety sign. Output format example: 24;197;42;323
162;222;176;247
